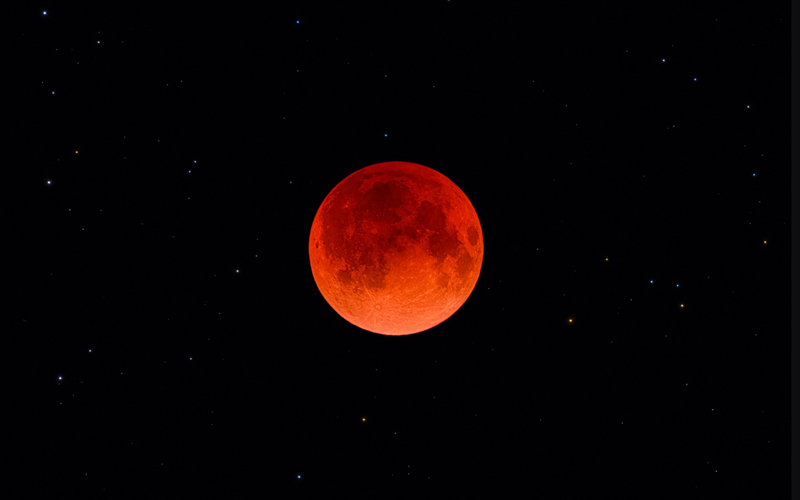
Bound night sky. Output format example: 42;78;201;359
16;2;790;496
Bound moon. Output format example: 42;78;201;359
309;161;483;335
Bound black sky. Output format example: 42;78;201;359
14;2;791;496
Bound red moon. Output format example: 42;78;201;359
309;161;483;335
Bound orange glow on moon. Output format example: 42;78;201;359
309;161;483;335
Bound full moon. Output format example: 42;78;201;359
309;161;483;335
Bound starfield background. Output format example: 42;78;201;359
14;2;791;496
